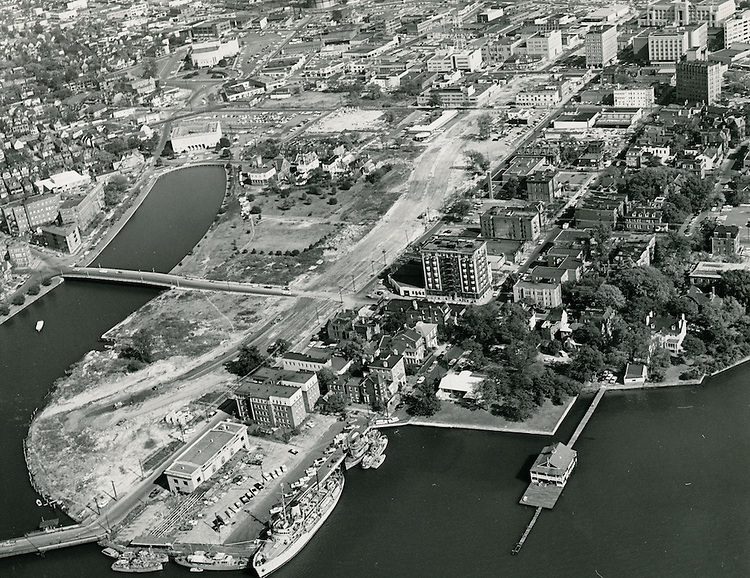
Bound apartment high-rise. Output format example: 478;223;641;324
676;60;724;104
420;236;492;303
585;25;618;67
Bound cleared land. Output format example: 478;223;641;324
307;107;385;132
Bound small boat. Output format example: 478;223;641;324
372;454;386;469
35;320;44;332
189;568;204;573
361;454;375;469
102;547;121;559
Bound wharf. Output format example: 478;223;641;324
518;483;563;509
567;386;607;448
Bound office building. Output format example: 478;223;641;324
170;121;223;153
234;381;307;429
676;60;724;104
480;205;542;241
585;25;618;67
724;9;750;47
613;87;655;108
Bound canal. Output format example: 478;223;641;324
2;165;750;577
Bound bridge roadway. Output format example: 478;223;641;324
58;266;297;298
0;524;106;558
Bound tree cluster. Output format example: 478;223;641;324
224;345;265;377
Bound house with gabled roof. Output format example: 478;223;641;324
645;311;687;353
530;442;577;487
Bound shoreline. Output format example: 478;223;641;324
0;163;223;329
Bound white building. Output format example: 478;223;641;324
191;39;240;68
35;170;91;194
642;0;735;26
164;421;249;493
525;31;563;60
516;86;561;107
585;25;618;67
724;9;750;47
170;121;222;153
613;87;655;108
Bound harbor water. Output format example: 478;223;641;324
2;165;750;576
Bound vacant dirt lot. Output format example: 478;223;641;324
308;107;385;132
24;289;289;520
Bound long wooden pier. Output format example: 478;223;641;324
512;386;610;555
568;386;607;447
512;507;542;555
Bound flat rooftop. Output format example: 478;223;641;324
171;121;220;137
166;421;245;476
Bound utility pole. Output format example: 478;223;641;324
111;480;118;501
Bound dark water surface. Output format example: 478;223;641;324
2;165;750;577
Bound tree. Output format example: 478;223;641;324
316;367;336;395
594;283;625;310
142;58;157;79
120;329;154;364
477;113;493;140
103;175;129;207
403;380;441;416
465;150;489;174
224;345;265;376
720;270;750;307
11;294;25;306
325;392;348;414
568;345;605;382
0;303;9;316
27;284;40;296
648;347;671;381
448;199;471;221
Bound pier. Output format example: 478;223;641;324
568;386;607;448
512;386;609;555
512;507;542;555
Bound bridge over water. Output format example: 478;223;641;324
57;267;296;298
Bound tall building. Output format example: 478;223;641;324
676;60;724;104
233;381;307;429
724;9;750;47
585;25;618;67
420;236;492;303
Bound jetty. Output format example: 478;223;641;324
512;507;542;555
512;386;608;555
568;386;607;447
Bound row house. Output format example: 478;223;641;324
622;197;667;232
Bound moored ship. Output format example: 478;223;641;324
173;551;249;571
111;557;163;573
343;432;370;470
372;453;386;469
368;433;388;457
252;469;345;577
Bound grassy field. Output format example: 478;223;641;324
408;395;577;435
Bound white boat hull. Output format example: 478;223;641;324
252;476;344;577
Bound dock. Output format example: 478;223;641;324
511;387;609;555
568;386;607;448
512;507;542;555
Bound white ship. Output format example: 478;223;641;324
252;470;344;577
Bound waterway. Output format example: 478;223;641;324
2;165;750;576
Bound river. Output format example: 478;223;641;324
2;165;750;577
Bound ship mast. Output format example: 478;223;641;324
280;482;288;526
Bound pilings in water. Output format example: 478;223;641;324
567;386;607;448
512;506;542;555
